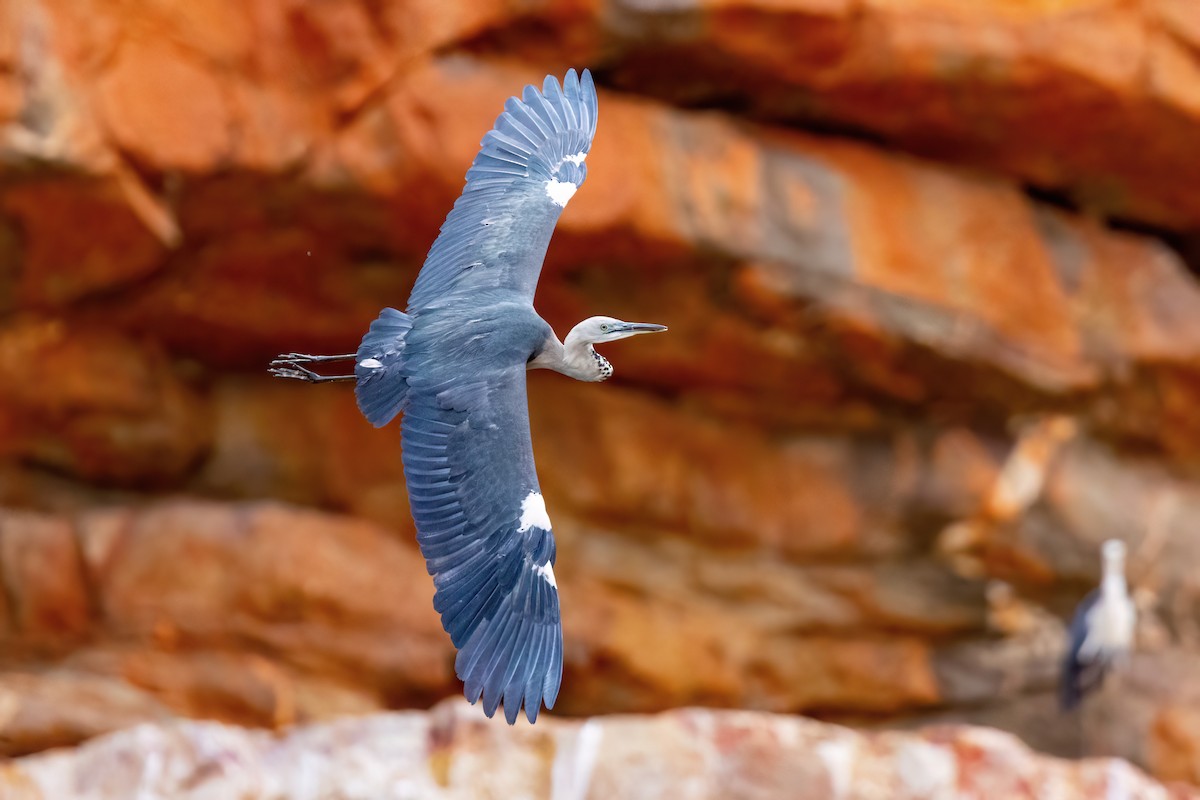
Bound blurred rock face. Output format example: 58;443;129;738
7;701;1197;800
1;0;1200;791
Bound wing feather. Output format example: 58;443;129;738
1060;591;1108;710
401;362;562;723
363;70;590;724
405;69;598;312
545;74;576;130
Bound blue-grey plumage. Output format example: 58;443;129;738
354;308;413;427
1059;539;1136;711
270;68;666;725
405;69;598;313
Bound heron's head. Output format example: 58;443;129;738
1101;539;1127;566
561;316;667;382
571;316;668;345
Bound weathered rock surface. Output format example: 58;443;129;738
0;319;208;485
3;701;1197;800
472;0;1200;233
2;0;1200;790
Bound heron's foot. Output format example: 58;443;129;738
269;351;357;382
268;362;322;382
268;360;355;383
272;352;355;364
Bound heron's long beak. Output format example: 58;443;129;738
615;322;668;335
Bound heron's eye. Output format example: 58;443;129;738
600;324;609;332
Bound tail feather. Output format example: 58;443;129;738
354;308;413;427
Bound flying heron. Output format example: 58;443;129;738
1059;539;1136;710
269;69;666;724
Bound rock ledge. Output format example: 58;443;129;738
3;701;1195;800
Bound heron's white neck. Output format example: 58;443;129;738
529;329;611;382
563;327;612;382
1101;555;1128;599
1094;549;1136;655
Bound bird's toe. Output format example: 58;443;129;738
268;365;318;382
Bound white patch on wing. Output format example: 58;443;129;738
546;178;577;207
517;491;552;532
359;358;383;369
533;562;558;589
564;151;587;166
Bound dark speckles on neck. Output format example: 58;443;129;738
591;349;613;381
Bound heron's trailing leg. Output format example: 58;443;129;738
275;353;356;363
269;353;356;383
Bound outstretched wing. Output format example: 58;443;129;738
359;69;595;721
406;68;598;313
402;361;562;724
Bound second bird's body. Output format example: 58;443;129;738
1060;539;1136;710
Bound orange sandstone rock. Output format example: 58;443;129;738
6;703;1197;799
